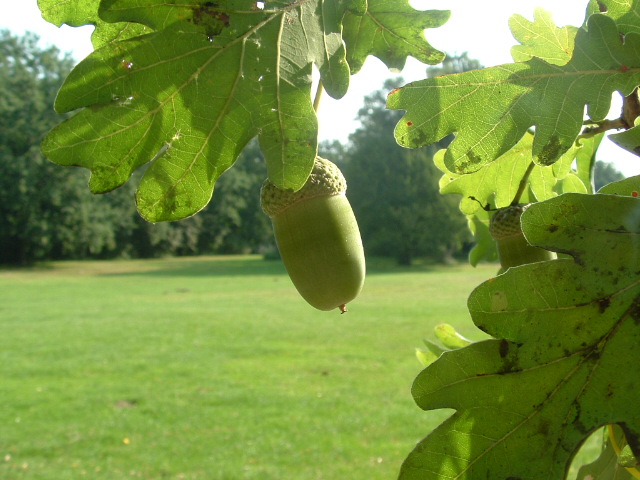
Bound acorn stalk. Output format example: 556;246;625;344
489;203;556;271
261;157;365;312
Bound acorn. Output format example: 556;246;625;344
260;157;365;312
489;203;556;271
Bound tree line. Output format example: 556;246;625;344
0;31;624;265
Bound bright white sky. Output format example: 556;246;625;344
2;0;639;176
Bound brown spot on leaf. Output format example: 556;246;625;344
537;135;563;166
597;297;611;313
537;419;551;436
499;339;509;358
605;383;614;398
497;342;521;374
193;1;230;37
455;151;484;173
572;404;589;434
628;296;640;324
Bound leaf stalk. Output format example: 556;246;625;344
511;161;535;206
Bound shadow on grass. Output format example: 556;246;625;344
93;255;455;278
94;256;287;278
0;255;473;279
0;262;58;273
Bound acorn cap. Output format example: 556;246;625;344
489;203;531;240
260;157;347;218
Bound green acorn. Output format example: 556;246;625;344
489;203;556;271
260;157;365;312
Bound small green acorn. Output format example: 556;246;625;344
489;203;556;271
260;157;365;312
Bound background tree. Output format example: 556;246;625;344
109;143;273;259
341;54;489;265
0;31;113;264
594;159;625;190
1;36;626;266
22;3;640;478
318;139;349;167
343;77;469;265
196;140;274;255
0;31;274;264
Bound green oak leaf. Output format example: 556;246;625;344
98;0;224;31
37;0;151;48
467;209;497;267
619;445;640;469
560;171;589;194
577;426;636;479
92;22;152;48
510;7;578;66
598;174;640;194
98;0;366;33
435;132;596;217
41;1;352;222
388;14;640;175
416;324;472;368
587;0;640;35
574;131;602;193
434;132;600;266
97;0;351;99
433;323;472;350
610;123;640;156
400;193;640;480
37;0;101;27
341;0;449;74
415;342;442;367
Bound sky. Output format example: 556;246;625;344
2;0;639;177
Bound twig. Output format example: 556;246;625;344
313;80;323;113
580;118;627;138
580;88;640;138
622;88;640;128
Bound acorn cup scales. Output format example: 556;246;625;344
260;157;366;312
489;203;557;271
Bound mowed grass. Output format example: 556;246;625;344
0;256;495;480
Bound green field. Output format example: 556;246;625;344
0;257;524;479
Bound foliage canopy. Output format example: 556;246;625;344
35;0;640;479
38;0;446;222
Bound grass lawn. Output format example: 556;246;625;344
0;257;517;479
